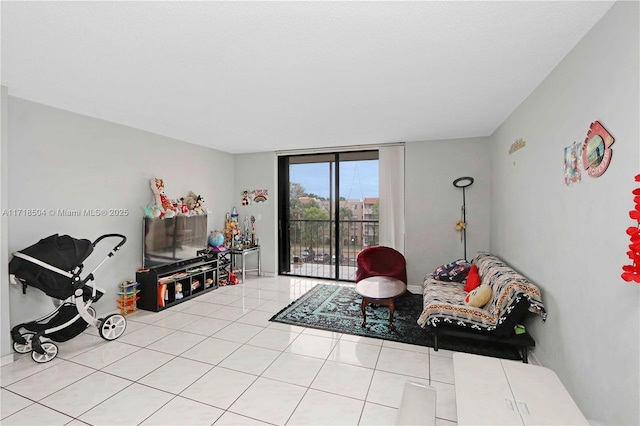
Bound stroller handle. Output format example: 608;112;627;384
92;234;127;252
71;234;127;293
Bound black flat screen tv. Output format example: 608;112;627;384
143;215;208;268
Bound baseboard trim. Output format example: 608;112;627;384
1;353;15;366
528;351;541;366
407;285;422;294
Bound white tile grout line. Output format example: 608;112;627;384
3;278;461;425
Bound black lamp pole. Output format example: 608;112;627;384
453;177;474;260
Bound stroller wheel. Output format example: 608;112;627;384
99;314;127;341
31;341;58;363
13;332;35;354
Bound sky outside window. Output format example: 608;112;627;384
290;160;378;199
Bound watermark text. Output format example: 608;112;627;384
1;208;130;217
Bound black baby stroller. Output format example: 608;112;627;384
9;233;127;363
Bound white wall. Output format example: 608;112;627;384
2;9;637;422
1;86;10;360
233;152;278;275
5;97;235;339
489;2;639;424
233;142;493;285
405;137;492;286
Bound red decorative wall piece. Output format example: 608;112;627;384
622;174;640;283
582;121;614;178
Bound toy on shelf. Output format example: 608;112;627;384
208;230;226;252
179;198;189;214
144;178;209;218
240;214;258;248
117;281;140;315
144;205;162;218
194;194;205;215
225;208;243;249
150;178;175;218
191;279;201;291
183;191;206;215
250;215;258;246
171;199;186;216
243;215;252;247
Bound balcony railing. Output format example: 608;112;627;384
286;218;379;280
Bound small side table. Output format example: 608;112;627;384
355;276;406;331
231;246;261;282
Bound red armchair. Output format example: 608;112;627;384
355;246;408;285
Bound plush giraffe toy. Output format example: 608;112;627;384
150;178;175;218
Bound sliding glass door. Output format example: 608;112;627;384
278;151;379;281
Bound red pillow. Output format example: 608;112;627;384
464;265;481;292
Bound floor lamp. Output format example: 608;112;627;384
453;177;474;260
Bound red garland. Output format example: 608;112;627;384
621;174;640;283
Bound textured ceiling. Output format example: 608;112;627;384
1;1;614;154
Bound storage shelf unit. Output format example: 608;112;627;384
217;251;231;285
136;255;218;312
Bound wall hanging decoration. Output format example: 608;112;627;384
252;189;268;203
509;138;526;154
453;177;474;260
240;189;269;205
621;174;640;283
582;121;614;178
241;190;251;206
563;141;582;185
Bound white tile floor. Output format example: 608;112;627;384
1;275;458;426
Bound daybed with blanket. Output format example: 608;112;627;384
417;252;546;362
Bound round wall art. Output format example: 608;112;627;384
582;121;614;177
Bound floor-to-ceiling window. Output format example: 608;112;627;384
277;151;379;281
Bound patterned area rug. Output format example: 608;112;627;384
270;283;522;360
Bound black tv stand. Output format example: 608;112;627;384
136;255;219;312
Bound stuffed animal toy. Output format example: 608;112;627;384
144;205;163;218
464;265;481;292
183;191;206;215
150;178;175;218
179;197;190;214
184;191;198;211
194;195;205;214
464;284;491;308
228;272;239;285
171;199;182;215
